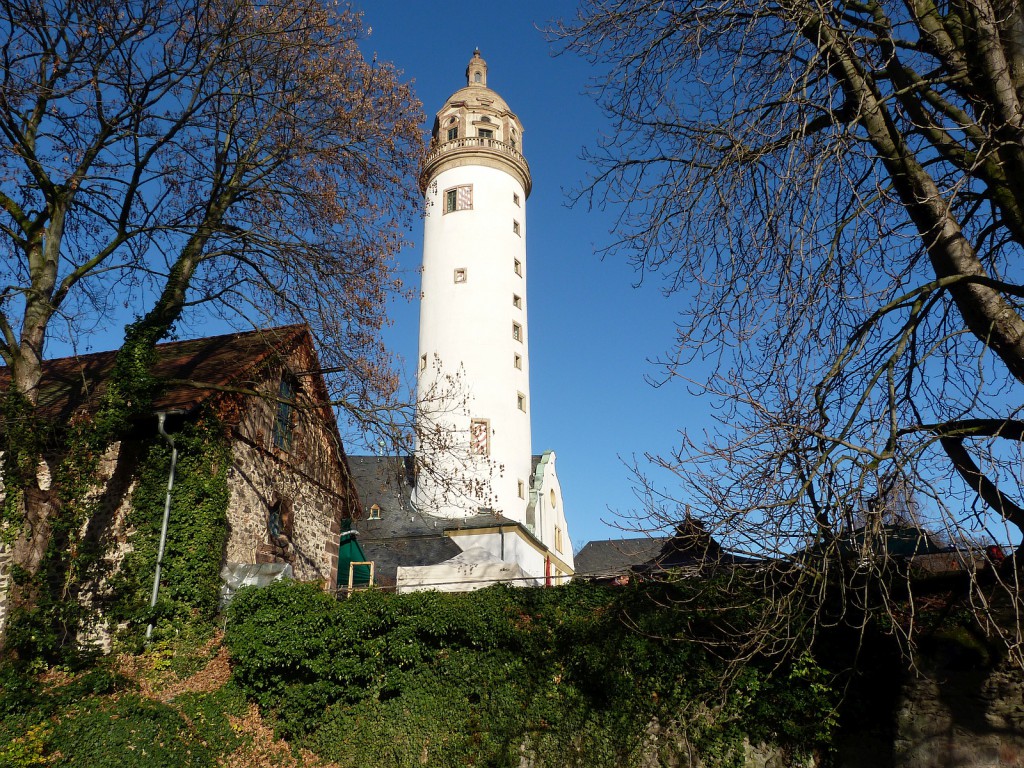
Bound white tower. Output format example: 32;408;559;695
414;50;534;523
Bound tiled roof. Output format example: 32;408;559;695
0;325;308;423
347;455;461;588
347;455;535;589
573;537;671;578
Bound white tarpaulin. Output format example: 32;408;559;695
218;562;293;608
396;546;538;594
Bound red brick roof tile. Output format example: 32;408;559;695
1;325;308;423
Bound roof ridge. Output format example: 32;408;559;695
34;323;308;366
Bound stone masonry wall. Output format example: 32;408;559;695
218;339;355;586
891;660;1024;768
0;441;136;641
225;436;346;584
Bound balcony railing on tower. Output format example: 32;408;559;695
421;136;531;194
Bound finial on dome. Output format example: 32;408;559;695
467;48;487;87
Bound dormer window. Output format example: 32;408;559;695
447;127;458;141
368;504;382;520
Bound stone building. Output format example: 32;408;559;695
0;325;361;632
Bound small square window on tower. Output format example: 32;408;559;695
512;294;522;309
470;418;490;456
447;126;458;141
512;220;521;236
512;322;522;342
513;192;520;206
514;353;522;370
420;353;427;371
444;185;472;213
514;259;522;277
517;392;526;412
454;267;467;283
518;480;525;499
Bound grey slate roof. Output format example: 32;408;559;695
347;456;457;588
575;519;762;581
633;518;761;576
573;537;671;579
347;456;529;588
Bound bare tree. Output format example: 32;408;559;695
0;0;422;639
554;0;1024;657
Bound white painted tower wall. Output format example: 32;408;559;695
414;51;533;523
413;51;573;573
416;161;532;520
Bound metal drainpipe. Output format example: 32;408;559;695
146;411;179;641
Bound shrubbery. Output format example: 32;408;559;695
225;579;838;767
0;653;249;768
0;578;839;766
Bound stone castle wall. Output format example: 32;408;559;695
225;436;346;584
889;660;1024;768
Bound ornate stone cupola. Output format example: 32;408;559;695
420;50;531;197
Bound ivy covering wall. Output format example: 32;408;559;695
6;411;233;662
110;413;232;640
225;580;838;767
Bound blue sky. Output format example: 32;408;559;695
352;1;709;550
38;1;704;553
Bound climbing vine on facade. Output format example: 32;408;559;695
110;412;233;641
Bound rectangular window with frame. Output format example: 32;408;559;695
273;375;296;451
513;220;521;236
478;128;493;139
555;526;563;553
514;259;522;277
513;192;520;206
447;126;458;141
518;480;525;499
444;185;472;214
454;267;467;283
512;322;522;342
470;418;490;456
420;354;427;371
514;353;522;370
517;392;526;412
512;294;522;309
